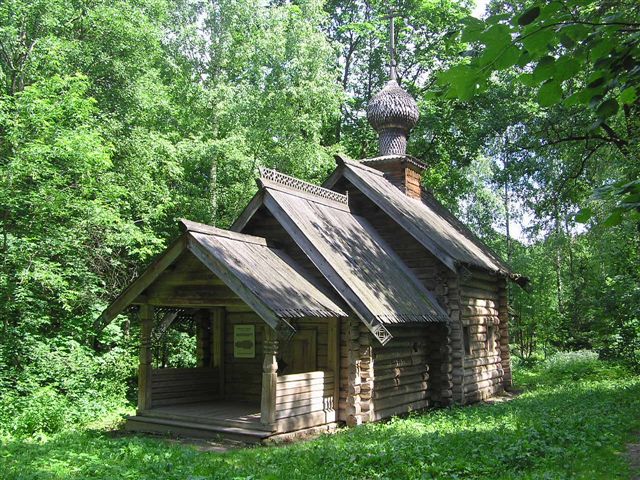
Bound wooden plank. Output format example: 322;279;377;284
276;410;336;433
371;399;429;421
328;317;340;413
277;371;333;383
138;305;153;412
275;403;329;420
276;375;334;390
276;383;334;403
276;394;333;412
212;307;225;396
373;390;426;410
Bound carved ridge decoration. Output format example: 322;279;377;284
259;167;348;205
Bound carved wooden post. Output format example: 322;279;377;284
195;309;212;367
211;307;225;397
137;304;153;413
328;317;340;411
261;327;278;426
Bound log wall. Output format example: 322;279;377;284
370;325;430;420
150;367;219;407
453;269;506;402
339;320;448;424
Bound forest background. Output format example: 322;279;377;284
0;0;637;435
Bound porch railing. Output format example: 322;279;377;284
150;367;219;407
275;371;335;420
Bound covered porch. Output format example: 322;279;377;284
128;303;340;441
98;220;345;441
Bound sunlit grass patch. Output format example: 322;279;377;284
1;357;639;479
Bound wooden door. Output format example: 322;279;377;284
279;329;317;374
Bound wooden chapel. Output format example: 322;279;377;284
98;27;526;442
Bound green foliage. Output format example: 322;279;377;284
0;338;134;436
1;360;639;479
436;0;639;222
0;0;342;436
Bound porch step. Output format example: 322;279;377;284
125;415;273;443
142;409;273;432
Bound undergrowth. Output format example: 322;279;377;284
1;353;638;479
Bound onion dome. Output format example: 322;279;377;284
366;79;419;156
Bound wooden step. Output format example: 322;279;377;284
125;415;273;443
141;410;274;432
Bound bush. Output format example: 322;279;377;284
514;349;630;389
0;337;136;436
544;350;601;380
7;387;71;435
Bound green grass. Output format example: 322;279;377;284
1;359;639;479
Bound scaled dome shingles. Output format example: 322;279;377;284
366;79;420;133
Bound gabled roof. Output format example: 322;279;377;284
97;220;346;336
248;168;449;345
327;156;526;285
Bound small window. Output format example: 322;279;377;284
486;326;495;354
463;326;471;356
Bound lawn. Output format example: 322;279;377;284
1;356;639;480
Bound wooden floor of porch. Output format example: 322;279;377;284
125;400;273;443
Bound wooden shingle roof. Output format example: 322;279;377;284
330;156;526;285
257;168;449;345
98;220;346;335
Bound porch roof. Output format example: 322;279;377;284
97;219;346;335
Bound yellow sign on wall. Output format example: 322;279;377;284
234;324;255;358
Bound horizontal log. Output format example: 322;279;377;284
379;339;431;349
460;297;498;308
462;356;502;367
276;409;336;433
373;382;428;400
461;304;499;316
373;391;427;411
461;369;503;385
374;373;429;390
374;358;428;370
374;365;429;381
278;371;333;383
453;377;501;395
371;399;429;421
374;349;428;362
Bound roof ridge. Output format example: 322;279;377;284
259;167;349;206
334;155;385;176
362;154;427;171
179;218;274;247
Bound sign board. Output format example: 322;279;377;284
234;325;255;358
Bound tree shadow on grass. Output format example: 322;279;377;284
2;378;639;480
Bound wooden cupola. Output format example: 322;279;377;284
363;12;424;200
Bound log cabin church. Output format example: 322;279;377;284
99;47;526;442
